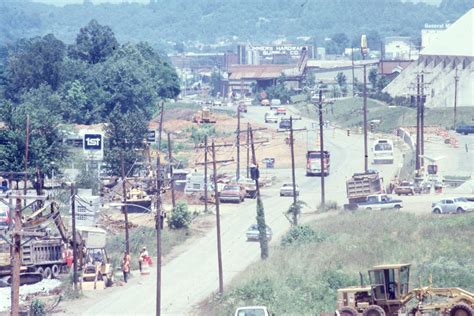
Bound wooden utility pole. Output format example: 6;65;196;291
420;73;425;168
211;140;224;295
71;184;78;291
246;123;250;178
351;47;356;97
167;133;176;208
204;136;208;213
158;101;165;149
415;74;421;172
454;67;459;129
249;127;269;259
120;153;130;254
363;63;369;173
318;90;326;209
236;107;241;181
24;115;30;204
10;197;22;316
289;116;298;225
155;155;162;316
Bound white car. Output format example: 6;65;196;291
279;183;300;197
264;112;278;123
432;197;474;214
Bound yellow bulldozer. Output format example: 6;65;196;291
192;107;216;124
336;263;474;316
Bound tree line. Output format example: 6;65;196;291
0;20;180;177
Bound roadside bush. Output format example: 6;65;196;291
281;225;327;246
30;299;46;316
169;201;192;229
188;124;216;144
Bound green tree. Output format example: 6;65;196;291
69;19;118;64
336;72;347;88
256;197;268;259
368;68;378;90
210;70;222;97
4;34;66;100
169;201;192;229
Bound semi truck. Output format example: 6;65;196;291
306;150;330;176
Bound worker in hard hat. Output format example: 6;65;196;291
138;246;149;273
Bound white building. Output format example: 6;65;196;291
421;23;450;49
384;37;417;60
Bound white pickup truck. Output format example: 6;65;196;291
356;194;403;210
235;306;273;316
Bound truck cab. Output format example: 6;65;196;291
306;150;330;176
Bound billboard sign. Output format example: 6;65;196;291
83;133;104;160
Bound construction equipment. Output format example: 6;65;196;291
192;107;216;124
336;263;474;316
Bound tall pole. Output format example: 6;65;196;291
289;116;298;225
351;47;356;97
236;107;241;181
24;115;30;204
420;73;425;168
363;63;369;173
155;155;162;316
158;101;165;149
249;126;268;259
71;184;78;291
120;153;130;254
454;67;459;129
10;197;22;316
204;136;208;213
211;140;224;295
246;123;250;179
167;133;176;208
415;74;421;172
318;90;326;209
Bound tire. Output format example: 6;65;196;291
51;264;60;278
43;266;52;279
363;305;386;316
456;207;465;214
36;267;44;276
394;205;401;210
433;208;442;214
339;307;358;316
366;207;372;211
450;303;473;316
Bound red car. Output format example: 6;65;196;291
0;206;11;229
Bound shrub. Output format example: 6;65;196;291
281;225;327;246
30;299;46;316
169;201;192;229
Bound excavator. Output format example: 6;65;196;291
336;263;474;316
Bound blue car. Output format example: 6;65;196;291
455;125;474;135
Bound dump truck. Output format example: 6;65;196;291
192;107;216;124
306;150;330;176
344;171;383;210
336;263;474;316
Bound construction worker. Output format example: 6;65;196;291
139;246;149;273
122;252;131;283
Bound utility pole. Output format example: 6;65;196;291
71;183;78;291
236;107;241;181
318;90;326;209
246;123;250;178
420;72;425;168
158;101;165;149
454;67;459;130
351;47;356;97
289;116;298;225
361;35;369;173
415;74;421;172
155;155;162;316
204;136;208;213
249;126;269;259
24;115;30;204
10;197;21;316
211;140;224;295
167;133;176;208
120;153;130;254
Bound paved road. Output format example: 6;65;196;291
66;105;402;316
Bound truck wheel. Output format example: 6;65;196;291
43;267;52;279
51;264;60;278
450;303;473;316
363;305;386;316
36;267;44;276
339;307;358;316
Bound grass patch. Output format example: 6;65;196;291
296;97;474;133
204;211;474;315
105;226;191;270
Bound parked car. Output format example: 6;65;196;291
279;183;300;197
264;112;278;123
455;125;474;135
279;118;291;130
275;107;287;115
432;197;474;214
235;306;272;316
212;100;223;106
270;99;281;110
0;206;11;229
231;177;257;198
246;224;272;241
219;183;246;203
394;181;416;195
261;99;270;106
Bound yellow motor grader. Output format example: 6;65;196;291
336;264;474;316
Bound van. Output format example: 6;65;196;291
270;99;281;109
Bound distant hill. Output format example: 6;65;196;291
1;0;471;52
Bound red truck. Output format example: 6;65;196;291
306;150;330;176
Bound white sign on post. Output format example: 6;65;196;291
83;133;104;161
